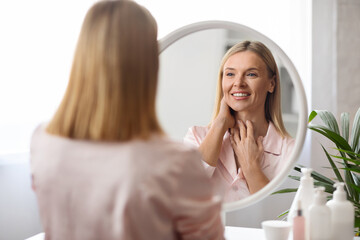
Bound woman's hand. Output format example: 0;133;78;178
230;120;263;171
214;98;235;131
230;120;269;193
198;98;235;167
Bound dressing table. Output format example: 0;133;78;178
25;227;360;240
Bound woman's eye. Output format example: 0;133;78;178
226;72;235;77
247;73;257;77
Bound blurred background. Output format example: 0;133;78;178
1;0;359;239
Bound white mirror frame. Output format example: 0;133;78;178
158;20;308;212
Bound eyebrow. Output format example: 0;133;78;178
224;67;260;71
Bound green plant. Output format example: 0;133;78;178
273;107;360;235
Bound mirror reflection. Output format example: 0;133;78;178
157;29;299;203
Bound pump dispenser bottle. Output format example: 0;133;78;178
288;168;315;240
309;187;331;240
293;200;305;240
326;182;354;240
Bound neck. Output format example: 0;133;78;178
234;111;269;139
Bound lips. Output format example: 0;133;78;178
232;92;250;97
231;91;251;98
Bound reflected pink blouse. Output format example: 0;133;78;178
30;125;224;240
184;122;294;202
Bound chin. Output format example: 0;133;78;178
229;106;245;113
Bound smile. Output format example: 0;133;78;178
232;93;250;97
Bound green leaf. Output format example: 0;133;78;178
272;188;298;195
316;110;340;135
276;209;289;219
311;170;335;185
341;112;350;142
341;168;360;174
293;165;335;185
308;110;318;123
314;181;335;193
334;148;360;158
309;125;355;195
351;107;360;154
345;172;357;201
355;217;360;234
308;125;352;151
288;175;301;182
331;155;360;165
322;145;345;183
348;182;360;196
352;173;360;188
341;165;360;173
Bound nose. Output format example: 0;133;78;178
233;75;246;87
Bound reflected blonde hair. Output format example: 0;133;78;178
47;0;163;141
212;40;289;137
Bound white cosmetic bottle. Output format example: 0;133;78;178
288;168;315;240
326;182;354;240
309;187;331;240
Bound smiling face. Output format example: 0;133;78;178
222;50;275;117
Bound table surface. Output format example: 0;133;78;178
25;227;267;240
26;226;360;240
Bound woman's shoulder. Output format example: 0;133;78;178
188;125;209;135
147;136;202;161
30;123;50;149
183;125;210;146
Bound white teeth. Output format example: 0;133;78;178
232;93;250;97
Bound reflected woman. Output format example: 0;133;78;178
30;1;224;239
184;41;294;202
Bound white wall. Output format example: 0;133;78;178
311;0;360;176
158;29;226;140
0;1;94;239
336;0;360;116
0;155;42;239
0;0;94;154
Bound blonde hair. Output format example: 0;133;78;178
47;0;163;141
212;40;289;137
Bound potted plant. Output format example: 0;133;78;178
273;107;360;235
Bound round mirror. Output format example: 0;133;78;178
157;21;307;212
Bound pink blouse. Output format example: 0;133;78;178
184;122;294;202
30;124;224;240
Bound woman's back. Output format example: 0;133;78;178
31;125;223;240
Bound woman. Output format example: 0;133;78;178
30;1;224;239
184;41;294;202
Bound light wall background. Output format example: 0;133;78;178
0;0;359;239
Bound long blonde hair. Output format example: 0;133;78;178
47;0;163;141
212;40;289;137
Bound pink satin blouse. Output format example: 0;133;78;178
184;122;294;202
30;124;224;240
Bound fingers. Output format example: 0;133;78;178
218;98;236;129
246;120;254;140
220;97;229;110
230;133;235;148
231;127;241;145
257;136;264;151
238;120;247;140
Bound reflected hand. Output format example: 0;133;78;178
230;120;268;193
215;97;235;131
